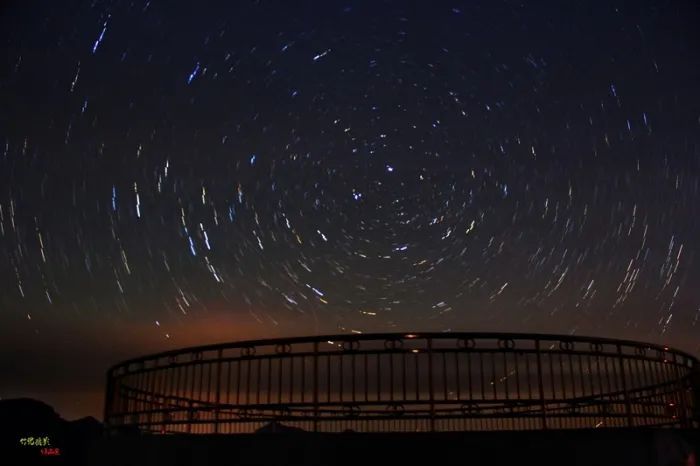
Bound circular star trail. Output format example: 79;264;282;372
1;0;699;419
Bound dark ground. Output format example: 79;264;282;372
86;429;700;466
2;398;697;465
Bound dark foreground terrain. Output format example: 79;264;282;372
87;429;699;466
2;399;697;465
0;398;103;465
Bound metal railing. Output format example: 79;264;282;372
104;332;700;433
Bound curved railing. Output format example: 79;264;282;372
104;332;700;433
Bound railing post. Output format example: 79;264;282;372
535;340;547;429
672;353;690;428
187;400;192;434
313;341;319;432
691;362;700;429
616;344;633;427
214;349;222;433
148;361;155;432
428;338;435;431
103;368;114;434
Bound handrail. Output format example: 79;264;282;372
104;332;699;433
107;332;698;374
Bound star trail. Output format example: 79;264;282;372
1;0;699;420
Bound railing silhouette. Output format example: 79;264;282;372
104;332;699;433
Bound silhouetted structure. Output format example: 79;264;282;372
104;333;700;434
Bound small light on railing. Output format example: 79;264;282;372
405;334;417;339
411;349;420;353
664;346;669;351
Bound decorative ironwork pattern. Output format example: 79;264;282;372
104;333;700;434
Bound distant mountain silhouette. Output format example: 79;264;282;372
254;421;306;433
0;398;103;465
0;398;63;435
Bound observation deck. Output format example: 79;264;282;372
104;332;700;434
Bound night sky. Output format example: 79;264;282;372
1;0;699;421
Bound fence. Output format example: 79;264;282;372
104;332;700;433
